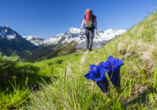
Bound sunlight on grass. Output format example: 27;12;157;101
1;10;157;110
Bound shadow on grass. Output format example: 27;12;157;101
0;63;53;93
123;87;157;109
47;59;64;65
0;58;58;109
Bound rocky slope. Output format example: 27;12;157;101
22;36;44;46
0;26;38;56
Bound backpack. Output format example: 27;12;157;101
84;10;94;29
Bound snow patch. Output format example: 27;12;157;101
6;34;16;40
22;35;44;46
5;29;7;33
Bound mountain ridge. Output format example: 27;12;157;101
0;26;126;59
23;28;126;45
0;26;38;56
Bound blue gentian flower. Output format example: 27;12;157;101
95;50;98;52
84;63;108;93
104;56;125;88
104;49;106;52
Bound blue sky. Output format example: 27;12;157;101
1;0;157;39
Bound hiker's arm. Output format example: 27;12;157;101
94;19;98;34
79;20;85;34
81;19;85;30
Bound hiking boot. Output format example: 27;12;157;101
87;50;91;53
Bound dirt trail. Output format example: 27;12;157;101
66;62;73;76
80;51;94;64
80;54;87;64
66;53;87;76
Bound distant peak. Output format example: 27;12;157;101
98;29;104;32
68;28;80;32
106;28;114;31
69;27;78;30
0;26;9;28
56;33;64;36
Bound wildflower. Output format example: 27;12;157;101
84;63;108;93
104;56;125;88
104;49;106;52
95;50;98;52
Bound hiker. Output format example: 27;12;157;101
79;9;97;52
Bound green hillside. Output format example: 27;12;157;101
1;11;157;109
22;41;78;62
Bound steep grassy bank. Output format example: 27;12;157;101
1;11;157;109
25;11;157;109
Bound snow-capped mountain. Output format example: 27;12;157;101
0;26;126;58
42;28;126;45
0;26;38;56
0;26;126;47
22;36;44;46
0;26;19;40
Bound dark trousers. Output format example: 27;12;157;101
85;29;94;51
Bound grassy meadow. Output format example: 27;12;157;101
1;11;157;109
